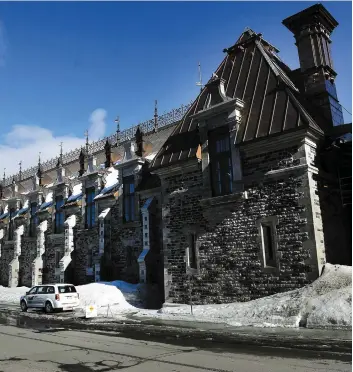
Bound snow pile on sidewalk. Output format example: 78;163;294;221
0;286;29;304
75;282;135;316
98;280;142;307
157;264;352;329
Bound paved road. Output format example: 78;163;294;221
0;323;350;372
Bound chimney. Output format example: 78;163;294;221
283;4;345;129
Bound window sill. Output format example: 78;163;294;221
200;191;246;207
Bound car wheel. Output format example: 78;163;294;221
20;301;27;312
44;301;53;314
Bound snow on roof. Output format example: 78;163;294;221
145;152;157;161
45;191;53;203
105;167;119;189
138;249;149;263
94;168;120;200
39;200;54;211
98;208;110;219
0;211;8;220
67;183;83;203
141;197;153;211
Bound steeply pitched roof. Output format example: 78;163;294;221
151;30;323;170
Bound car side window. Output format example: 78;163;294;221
47;286;55;294
37;286;47;294
28;287;38;295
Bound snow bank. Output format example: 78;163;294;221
0;282;136;316
75;282;135;316
157;264;352;329
98;280;143;307
0;286;29;305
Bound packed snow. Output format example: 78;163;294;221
0;264;350;329
0;286;29;304
74;282;134;316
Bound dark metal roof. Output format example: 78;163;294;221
151;30;323;170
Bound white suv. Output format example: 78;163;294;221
20;284;80;313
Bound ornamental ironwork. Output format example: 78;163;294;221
3;102;192;187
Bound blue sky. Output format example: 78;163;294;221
0;1;351;174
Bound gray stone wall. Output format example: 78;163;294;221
43;233;63;284
160;145;320;305
75;228;98;284
107;200;142;284
0;241;14;286
19;237;36;287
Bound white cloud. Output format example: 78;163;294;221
0;21;7;67
0;108;107;177
88;108;107;141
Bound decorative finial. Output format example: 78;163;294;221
196;62;203;92
84;129;89;154
19;161;22;181
3;168;5;182
57;142;64;167
38;152;41;166
154;100;158;132
115;116;120;146
115;116;120;133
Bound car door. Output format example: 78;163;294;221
26;287;38;307
35;286;48;307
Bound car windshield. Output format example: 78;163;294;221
58;285;77;294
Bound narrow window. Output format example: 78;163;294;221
29;202;38;237
8;207;15;240
261;223;276;267
188;233;197;269
55;251;62;268
55;196;65;233
85;188;96;228
208;126;233;197
123;176;135;222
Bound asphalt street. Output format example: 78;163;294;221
0;323;351;372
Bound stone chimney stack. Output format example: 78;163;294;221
283;4;345;130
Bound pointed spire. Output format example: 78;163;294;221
79;147;85;177
196;62;203;92
56;142;64;167
84;129;89;155
36;152;43;186
104;139;112;168
135;126;144;157
3;168;5;183
115;116;120;146
18;161;22;181
154;100;158;132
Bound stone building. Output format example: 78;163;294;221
0;4;351;307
